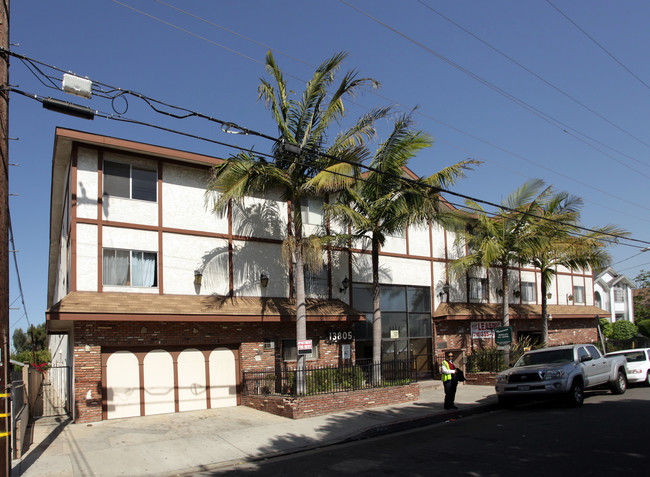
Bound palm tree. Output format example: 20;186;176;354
527;191;627;345
450;179;548;364
206;51;386;394
326;112;478;374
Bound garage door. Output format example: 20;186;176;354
104;346;237;420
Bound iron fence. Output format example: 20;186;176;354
243;359;416;397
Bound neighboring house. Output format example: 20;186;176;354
46;128;605;423
594;268;636;322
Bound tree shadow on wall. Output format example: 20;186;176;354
197;200;287;295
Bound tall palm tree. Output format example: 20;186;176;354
527;191;627;345
326;113;478;373
206;51;386;394
450;179;548;363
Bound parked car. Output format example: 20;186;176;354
495;344;628;407
606;348;650;386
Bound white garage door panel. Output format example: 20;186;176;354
178;349;207;412
144;350;175;416
106;351;140;419
209;348;237;408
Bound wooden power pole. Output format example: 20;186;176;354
0;0;11;474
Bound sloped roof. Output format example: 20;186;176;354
46;292;364;323
434;302;606;320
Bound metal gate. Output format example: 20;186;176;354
33;365;71;418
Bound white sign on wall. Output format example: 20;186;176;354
471;321;501;339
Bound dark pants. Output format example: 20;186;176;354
443;377;457;409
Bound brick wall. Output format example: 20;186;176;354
71;320;356;422
243;383;420;419
436;318;599;357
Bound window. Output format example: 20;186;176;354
301;197;323;225
294;268;328;298
469;277;488;301
282;338;319;361
586;346;602;360
104;160;157;202
614;287;625;303
520;282;536;302
573;286;585;304
103;248;158;287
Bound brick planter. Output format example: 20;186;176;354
466;372;497;386
243;383;420;419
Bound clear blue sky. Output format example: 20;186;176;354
7;0;650;338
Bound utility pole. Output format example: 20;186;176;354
0;0;10;474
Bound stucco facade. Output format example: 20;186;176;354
46;128;605;423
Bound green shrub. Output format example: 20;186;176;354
610;320;637;341
637;320;650;338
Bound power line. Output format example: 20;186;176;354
416;0;650;155
340;0;650;179
99;2;650;219
546;0;650;92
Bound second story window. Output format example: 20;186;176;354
103;248;158;287
469;277;488;301
614;287;625;302
104;160;157;202
520;282;536;302
573;285;585;304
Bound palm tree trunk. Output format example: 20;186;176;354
501;264;510;366
541;277;549;347
372;237;382;383
294;229;307;395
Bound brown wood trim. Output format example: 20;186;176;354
202;349;211;409
57;128;224;168
158;159;164;295
228;200;234;296
48;312;364;322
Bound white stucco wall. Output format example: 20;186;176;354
231;193;288;241
232;240;288;297
163;163;228;234
408;223;430;257
76;223;98;292
76;147;99;220
162;232;229;296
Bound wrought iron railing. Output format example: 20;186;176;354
243;359;416;397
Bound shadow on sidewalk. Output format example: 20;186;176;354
14;417;71;476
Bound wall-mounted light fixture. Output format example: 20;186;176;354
194;270;203;286
339;276;350;293
547;292;552;299
260;272;269;288
514;289;521;298
497;289;504;297
438;282;451;301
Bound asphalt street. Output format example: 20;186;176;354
202;386;650;477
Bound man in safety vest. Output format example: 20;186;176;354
441;351;458;410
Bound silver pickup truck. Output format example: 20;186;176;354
495;344;628;407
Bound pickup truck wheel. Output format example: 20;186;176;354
610;371;627;395
566;380;584;407
646;372;650;387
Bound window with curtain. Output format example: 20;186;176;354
103;248;157;287
573;285;585;304
469;277;487;301
104;160;157;202
521;282;536;302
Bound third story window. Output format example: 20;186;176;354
104;160;157;202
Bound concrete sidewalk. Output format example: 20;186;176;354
12;382;497;477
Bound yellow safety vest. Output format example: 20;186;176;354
441;360;454;382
